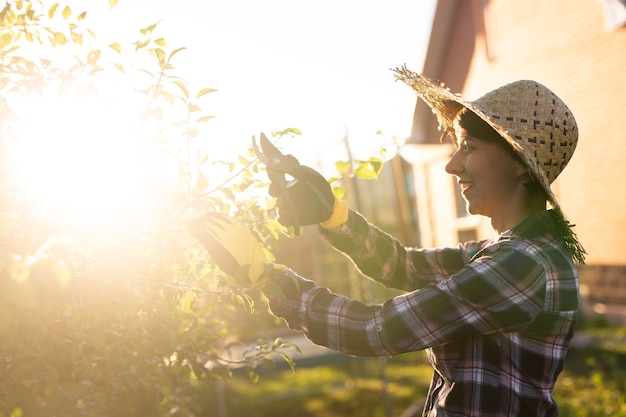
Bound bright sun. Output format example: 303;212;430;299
10;88;156;233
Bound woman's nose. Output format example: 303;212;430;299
445;149;463;175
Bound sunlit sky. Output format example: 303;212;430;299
10;0;436;227
84;0;436;171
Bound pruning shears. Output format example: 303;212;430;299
252;132;302;235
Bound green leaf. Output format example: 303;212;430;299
109;42;121;53
1;33;12;48
368;157;383;174
168;47;187;62
136;68;155;79
154;37;166;46
332;186;345;200
77;11;87;21
354;164;379;179
335;160;351;174
87;49;100;65
51;31;67;46
173;80;189;101
140;23;158;36
62;5;71;19
48;3;59;18
135;39;149;50
232;293;253;312
196;88;217;100
155;47;166;62
70;31;83;45
279;352;297;372
195;115;216;124
181;293;194;314
248;368;260;384
159;90;175;106
272;127;302;137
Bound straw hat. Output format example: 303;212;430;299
393;65;585;264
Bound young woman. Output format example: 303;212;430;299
191;68;585;417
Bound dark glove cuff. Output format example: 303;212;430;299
263;269;316;329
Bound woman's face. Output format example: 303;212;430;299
445;133;526;219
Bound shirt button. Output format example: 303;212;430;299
376;325;382;332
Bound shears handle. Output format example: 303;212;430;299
253;133;302;235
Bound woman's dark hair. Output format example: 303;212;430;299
457;110;547;200
458;110;522;161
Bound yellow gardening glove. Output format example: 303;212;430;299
319;198;349;230
188;213;284;288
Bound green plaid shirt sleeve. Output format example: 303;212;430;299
318;209;487;291
266;209;579;417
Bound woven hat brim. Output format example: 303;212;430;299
392;66;560;213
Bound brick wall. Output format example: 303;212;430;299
579;265;626;305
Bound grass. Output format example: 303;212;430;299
217;326;626;417
555;339;626;416
223;352;430;417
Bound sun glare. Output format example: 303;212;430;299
10;89;153;233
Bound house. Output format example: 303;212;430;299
401;0;626;316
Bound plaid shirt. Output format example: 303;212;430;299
267;209;579;417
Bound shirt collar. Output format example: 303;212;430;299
497;210;558;242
